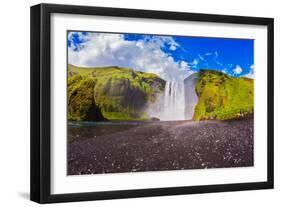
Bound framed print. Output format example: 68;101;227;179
30;3;274;203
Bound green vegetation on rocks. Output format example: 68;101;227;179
68;64;165;121
193;70;254;121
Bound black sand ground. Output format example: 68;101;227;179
67;118;253;175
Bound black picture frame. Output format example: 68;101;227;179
30;3;274;204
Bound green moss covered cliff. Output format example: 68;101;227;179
193;70;254;121
68;64;166;121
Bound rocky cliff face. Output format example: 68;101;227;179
67;64;166;121
193;70;254;120
183;73;199;120
68;65;254;122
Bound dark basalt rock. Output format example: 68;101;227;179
150;117;160;122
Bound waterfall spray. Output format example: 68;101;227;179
160;80;185;120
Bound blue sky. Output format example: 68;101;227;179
68;31;254;79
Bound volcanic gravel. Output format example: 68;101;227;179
67;118;253;175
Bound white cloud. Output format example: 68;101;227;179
68;32;89;51
222;68;228;74
233;65;243;74
189;59;199;67
244;64;254;79
169;44;177;51
197;51;222;68
188;54;205;69
214;51;218;57
244;71;254;79
198;54;204;61
68;33;191;81
148;36;179;51
180;60;189;70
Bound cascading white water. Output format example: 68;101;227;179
160;80;185;120
146;71;196;121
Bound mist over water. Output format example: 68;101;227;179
184;73;199;120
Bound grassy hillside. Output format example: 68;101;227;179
68;64;166;121
193;70;254;121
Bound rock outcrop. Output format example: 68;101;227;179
184;73;199;120
193;70;254;120
67;64;165;121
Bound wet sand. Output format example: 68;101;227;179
67;118;253;175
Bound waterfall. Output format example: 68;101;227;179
146;72;196;121
160;80;185;120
